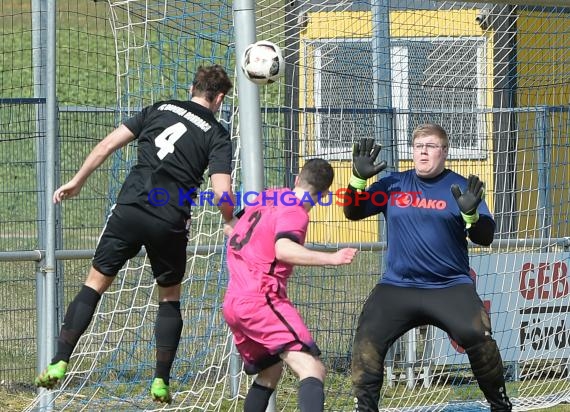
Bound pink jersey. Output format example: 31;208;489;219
226;188;309;296
224;189;319;373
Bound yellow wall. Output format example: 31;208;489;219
309;163;383;244
301;10;495;243
515;11;570;239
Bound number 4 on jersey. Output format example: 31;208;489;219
155;122;187;159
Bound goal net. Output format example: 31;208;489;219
25;0;570;411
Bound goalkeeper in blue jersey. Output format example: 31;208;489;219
344;124;512;412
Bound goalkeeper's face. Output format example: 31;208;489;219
412;135;448;178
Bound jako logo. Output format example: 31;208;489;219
396;196;447;210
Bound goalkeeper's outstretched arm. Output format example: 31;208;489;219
467;215;495;247
451;174;495;247
344;137;387;221
343;185;370;221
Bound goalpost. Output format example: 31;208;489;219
21;0;569;411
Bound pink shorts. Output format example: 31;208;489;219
223;292;321;374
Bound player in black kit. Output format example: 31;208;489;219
35;65;236;403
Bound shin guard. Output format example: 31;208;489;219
154;301;183;384
244;381;274;412
298;377;324;412
53;285;101;363
466;339;512;411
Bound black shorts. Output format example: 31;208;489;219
92;203;189;287
354;283;490;355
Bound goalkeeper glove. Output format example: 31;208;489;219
350;138;387;190
451;174;485;229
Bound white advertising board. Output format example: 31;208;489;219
431;252;570;364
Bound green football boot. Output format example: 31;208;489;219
34;360;68;389
150;377;172;404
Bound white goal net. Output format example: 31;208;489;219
26;0;570;411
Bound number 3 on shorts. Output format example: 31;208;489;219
155;122;187;159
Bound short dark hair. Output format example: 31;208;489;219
192;65;233;102
297;158;334;194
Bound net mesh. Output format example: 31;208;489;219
9;0;570;410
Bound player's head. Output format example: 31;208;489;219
296;158;334;196
191;65;233;112
411;123;449;178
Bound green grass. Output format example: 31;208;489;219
2;382;568;412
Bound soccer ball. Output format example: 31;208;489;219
241;40;284;85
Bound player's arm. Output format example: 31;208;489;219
208;127;235;223
466;215;495;246
275;238;357;266
53;124;135;203
223;208;245;237
451;174;495;246
342;186;369;221
344;137;387;221
210;173;235;223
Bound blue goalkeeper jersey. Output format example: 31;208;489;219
361;168;494;288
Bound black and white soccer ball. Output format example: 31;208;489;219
241;40;284;85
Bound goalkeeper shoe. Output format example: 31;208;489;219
151;378;172;404
35;360;68;389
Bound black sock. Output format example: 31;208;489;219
154;301;183;385
52;285;101;363
244;381;274;412
298;377;324;412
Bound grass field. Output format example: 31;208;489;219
2;385;568;412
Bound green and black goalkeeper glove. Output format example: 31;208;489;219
350;138;387;190
451;174;485;229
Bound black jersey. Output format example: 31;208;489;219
116;99;232;223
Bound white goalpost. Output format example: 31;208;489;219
24;0;570;411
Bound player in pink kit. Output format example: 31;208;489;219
223;158;357;412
